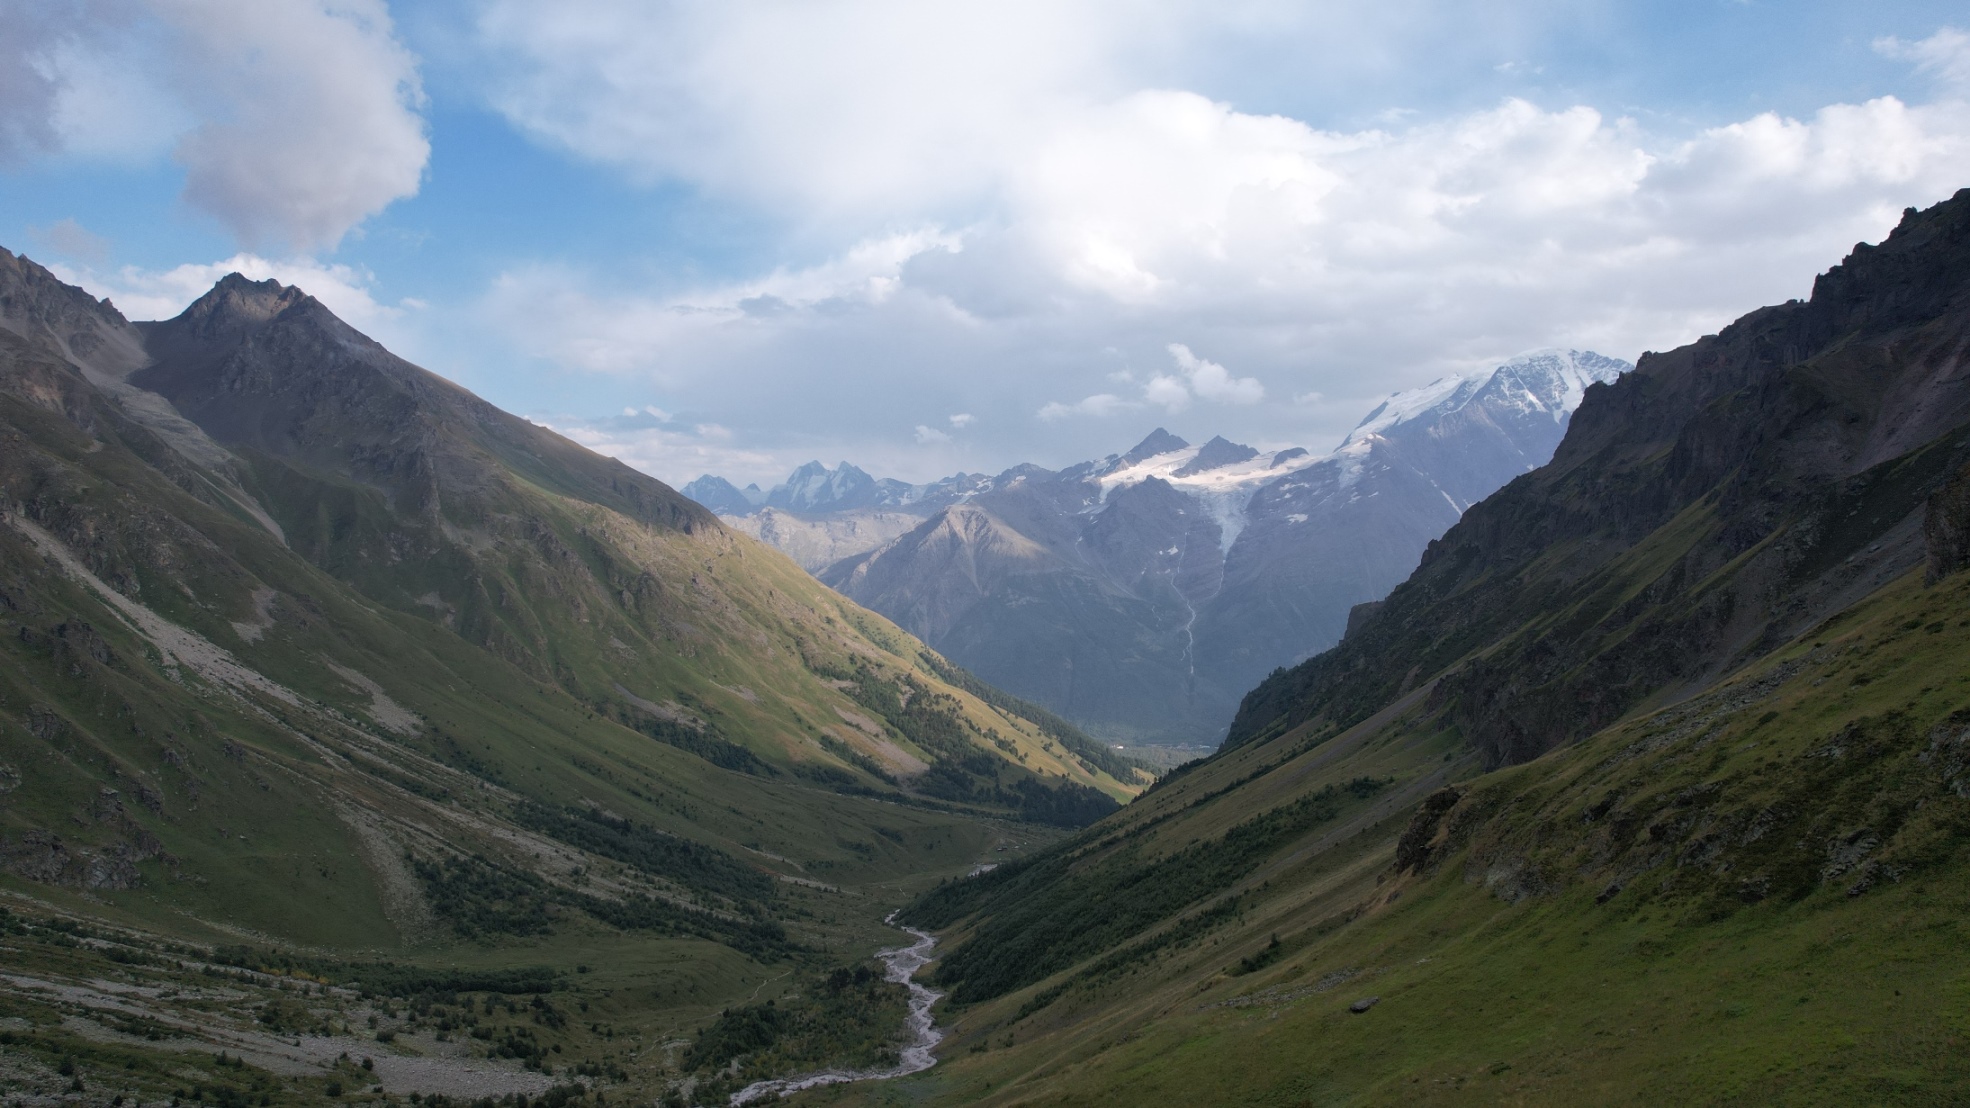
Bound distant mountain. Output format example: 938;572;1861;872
690;350;1628;744
684;462;992;570
680;473;764;514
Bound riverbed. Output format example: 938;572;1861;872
729;912;944;1105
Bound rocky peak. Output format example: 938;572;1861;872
769;461;879;512
0;248;148;379
1121;428;1190;464
1174;435;1259;476
682;474;765;515
170;273;317;337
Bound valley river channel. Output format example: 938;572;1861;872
729;912;944;1105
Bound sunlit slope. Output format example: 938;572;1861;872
122;271;1136;808
1;319;980;946
0;249;1136;969
847;565;1970;1107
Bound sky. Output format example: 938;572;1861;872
4;2;1970;488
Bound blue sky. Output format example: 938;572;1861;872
5;1;1969;487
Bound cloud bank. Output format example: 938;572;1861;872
470;15;1970;482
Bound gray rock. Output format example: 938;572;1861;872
1348;996;1380;1014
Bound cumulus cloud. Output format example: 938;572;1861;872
474;0;1137;224
913;424;952;443
1877;27;1970;94
1164;344;1263;405
166;0;429;251
948;413;975;428
6;0;427;251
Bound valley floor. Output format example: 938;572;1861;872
0;823;1047;1107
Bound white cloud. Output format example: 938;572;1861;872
6;0;427;251
1877;27;1970;95
948;413;975;428
1144;374;1191;412
544;418;781;487
1039;394;1134;421
475;0;1141;225
165;0;429;251
1167;344;1264;405
483;228;960;377
913;424;952;443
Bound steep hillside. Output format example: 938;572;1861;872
0;251;1136;1102
851;190;1970;1106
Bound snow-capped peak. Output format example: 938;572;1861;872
1341;349;1628;449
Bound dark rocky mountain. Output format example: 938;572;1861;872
750;351;1627;746
1174;434;1259;475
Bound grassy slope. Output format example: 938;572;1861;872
830;565;1970;1107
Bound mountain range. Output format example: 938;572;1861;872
687;350;1630;746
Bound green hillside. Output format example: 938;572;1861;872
0;251;1142;1104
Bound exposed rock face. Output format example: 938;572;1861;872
1230;189;1970;765
1394;787;1465;874
0;248;148;381
1926;460;1970;582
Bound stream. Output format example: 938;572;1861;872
728;912;944;1105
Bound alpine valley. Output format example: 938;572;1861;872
6;179;1970;1108
686;350;1630;748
